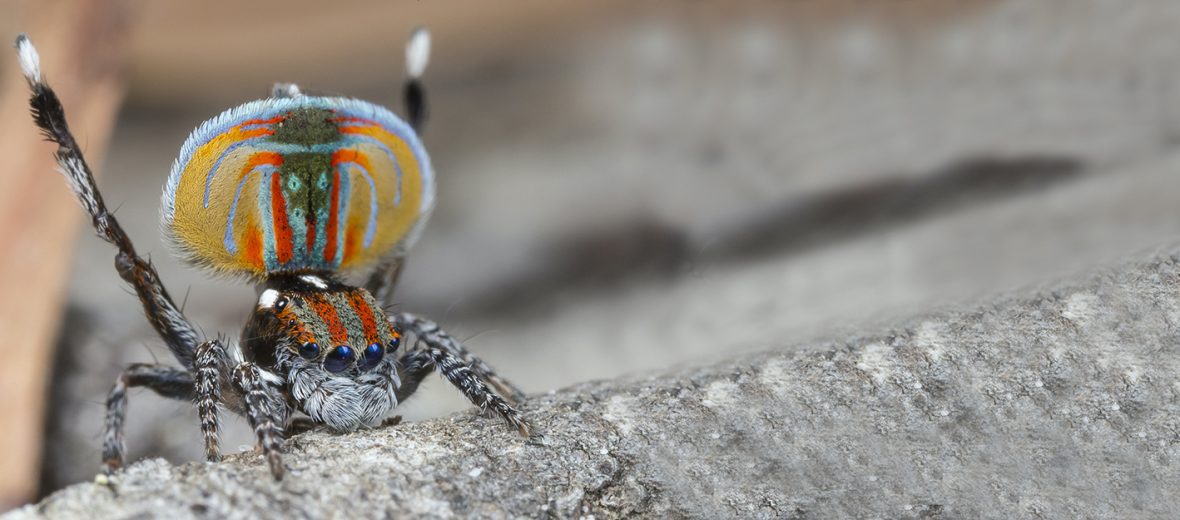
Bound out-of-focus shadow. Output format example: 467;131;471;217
454;155;1084;321
709;156;1084;261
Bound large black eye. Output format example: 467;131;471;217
388;333;401;352
359;342;384;371
324;345;354;373
299;342;319;360
275;296;289;312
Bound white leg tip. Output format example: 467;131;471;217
271;82;302;98
14;33;42;85
405;26;431;79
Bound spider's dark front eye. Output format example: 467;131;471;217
275;296;289;312
388;333;401;352
358;342;384;371
299;342;319;359
324;345;354;373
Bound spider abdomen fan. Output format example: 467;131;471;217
162;97;434;278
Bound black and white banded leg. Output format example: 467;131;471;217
403;26;430;132
102;364;194;474
233;363;289;479
393;324;532;437
194;340;227;462
16;34;202;370
393;312;527;403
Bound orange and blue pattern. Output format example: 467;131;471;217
162;97;434;278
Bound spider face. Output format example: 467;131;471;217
242;273;403;431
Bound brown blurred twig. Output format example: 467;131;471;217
0;0;131;510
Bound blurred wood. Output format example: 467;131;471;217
125;1;619;106
0;0;131;510
120;0;996;107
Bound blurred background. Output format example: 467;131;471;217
3;0;1180;511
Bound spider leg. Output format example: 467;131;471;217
15;35;202;370
403;26;430;132
364;257;404;306
194;340;228;462
393;312;528;403
393;314;532;437
102;364;193;474
232;362;289;480
270;82;302;98
285;417;319;436
393;348;434;404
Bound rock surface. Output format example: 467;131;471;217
11;246;1180;519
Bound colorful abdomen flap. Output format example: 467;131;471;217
162;97;434;278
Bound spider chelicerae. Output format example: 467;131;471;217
14;28;530;480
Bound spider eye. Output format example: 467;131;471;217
275;296;289;312
359;342;384;371
388;334;400;352
324;345;354;373
299;342;319;359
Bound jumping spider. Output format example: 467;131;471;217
15;28;530;480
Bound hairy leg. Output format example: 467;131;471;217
394;349;434;404
16;35;202;369
403;26;430;132
102;364;194;474
194;340;228;462
394;338;532;437
393;312;527;403
232;363;289;480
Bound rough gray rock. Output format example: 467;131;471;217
11;247;1180;519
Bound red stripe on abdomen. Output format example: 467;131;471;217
324;169;340;263
270;172;294;265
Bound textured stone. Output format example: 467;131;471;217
11;247;1180;519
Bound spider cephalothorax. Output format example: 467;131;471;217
243;274;403;431
16;28;530;481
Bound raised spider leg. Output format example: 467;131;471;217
15;35;202;370
232;363;289;480
393;312;528;403
102;364;194;474
393;313;532;437
364;27;433;302
194;340;228;462
364;257;404;307
404;26;430;132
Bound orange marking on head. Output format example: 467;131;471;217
309;296;349;344
346;291;381;345
270;172;294;265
